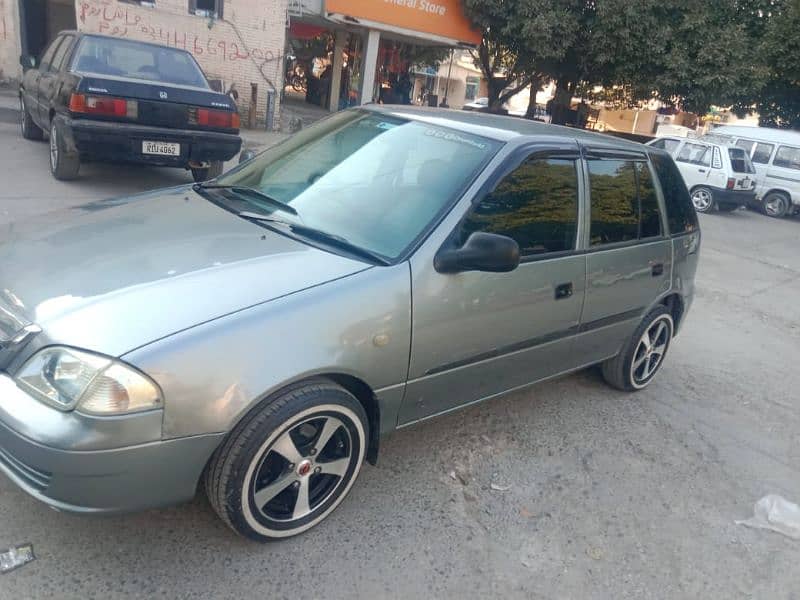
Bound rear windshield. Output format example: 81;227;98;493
728;148;756;174
70;36;209;88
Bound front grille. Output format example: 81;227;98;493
0;445;52;491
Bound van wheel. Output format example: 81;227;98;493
20;96;43;140
204;379;368;541
602;306;674;392
763;192;790;218
690;187;714;213
49;121;80;180
191;160;224;182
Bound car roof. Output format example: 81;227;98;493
57;30;195;54
711;125;800;145
364;105;647;150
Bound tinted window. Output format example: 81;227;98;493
650;153;698;236
71;36;209;88
752;143;774;164
589;160;639;246
38;37;62;71
460;157;579;257
728;148;755;173
676;142;711;167
772;146;800;171
50;36;74;72
638;163;662;238
735;139;755;153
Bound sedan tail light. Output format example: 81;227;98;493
189;107;240;130
726;177;736;190
69;93;138;118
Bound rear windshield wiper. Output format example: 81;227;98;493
193;183;298;216
237;211;390;266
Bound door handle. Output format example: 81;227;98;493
555;282;573;300
651;263;664;277
698;169;706;173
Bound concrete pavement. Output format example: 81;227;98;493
1;114;800;599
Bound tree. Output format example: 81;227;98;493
463;0;580;112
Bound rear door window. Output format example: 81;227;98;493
588;159;663;246
772;146;800;170
752;143;774;164
50;35;75;72
735;139;755;153
460;156;580;257
649;153;698;236
676;142;711;167
38;37;62;72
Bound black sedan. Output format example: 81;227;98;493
19;32;242;181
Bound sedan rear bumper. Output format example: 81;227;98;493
65;117;242;167
0;375;223;514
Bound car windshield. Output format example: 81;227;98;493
70;36;209;88
728;147;756;173
214;110;502;260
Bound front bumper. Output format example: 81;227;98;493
65;117;242;167
0;374;223;513
711;187;756;208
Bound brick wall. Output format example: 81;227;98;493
75;0;288;127
0;0;21;83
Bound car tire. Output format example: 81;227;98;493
49;120;80;180
762;191;790;218
690;186;715;213
191;160;224;182
601;306;674;392
204;379;368;542
20;96;43;141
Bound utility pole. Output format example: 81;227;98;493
441;49;454;108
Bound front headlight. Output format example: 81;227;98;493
16;347;162;415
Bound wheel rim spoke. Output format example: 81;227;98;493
271;431;303;464
292;477;311;519
317;457;349;477
314;417;343;455
254;474;295;508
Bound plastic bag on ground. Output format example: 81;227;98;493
736;494;800;540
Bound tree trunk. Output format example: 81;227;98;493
550;80;573;126
525;77;540;119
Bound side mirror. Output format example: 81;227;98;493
434;232;520;274
20;55;36;71
238;148;257;164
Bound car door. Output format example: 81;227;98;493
37;35;74;124
398;143;587;425
674;141;712;190
23;39;61;128
575;149;672;364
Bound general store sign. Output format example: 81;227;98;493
325;0;482;45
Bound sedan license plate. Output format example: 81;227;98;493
142;141;180;156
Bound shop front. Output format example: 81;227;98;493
286;0;481;114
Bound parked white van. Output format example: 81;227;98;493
646;136;756;213
703;125;800;218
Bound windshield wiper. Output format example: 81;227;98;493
193;183;298;215
237;211;390;266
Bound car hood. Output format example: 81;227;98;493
0;186;368;357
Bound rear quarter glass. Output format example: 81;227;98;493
649;152;698;235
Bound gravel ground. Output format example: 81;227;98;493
1;116;799;599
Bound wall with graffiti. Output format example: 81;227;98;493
0;0;21;83
76;0;288;126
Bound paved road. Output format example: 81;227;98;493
1;118;800;599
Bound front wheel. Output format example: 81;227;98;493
691;187;715;213
205;380;368;541
602;306;674;391
763;192;790;218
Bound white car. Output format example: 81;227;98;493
703;126;800;218
462;97;490;111
646;136;756;213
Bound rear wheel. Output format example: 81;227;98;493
205;379;368;541
763;192;790;218
20;96;43;141
690;187;714;213
191;160;223;182
49;120;80;180
602;306;674;392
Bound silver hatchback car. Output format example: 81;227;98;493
0;107;700;541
